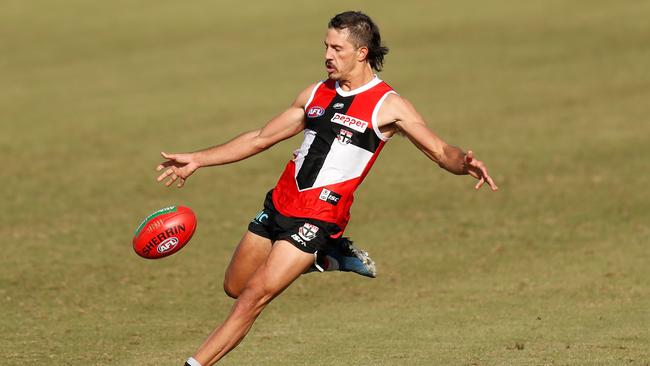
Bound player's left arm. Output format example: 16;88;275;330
377;94;498;191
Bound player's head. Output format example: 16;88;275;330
325;11;389;80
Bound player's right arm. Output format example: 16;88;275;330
156;83;318;188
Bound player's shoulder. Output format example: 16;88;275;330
300;81;323;95
376;89;425;127
381;91;411;112
293;81;324;108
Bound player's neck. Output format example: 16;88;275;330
336;65;375;91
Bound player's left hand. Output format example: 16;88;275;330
464;150;498;191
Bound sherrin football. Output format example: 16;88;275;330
133;206;197;259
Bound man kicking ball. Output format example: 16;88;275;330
157;11;497;366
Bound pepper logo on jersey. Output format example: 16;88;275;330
307;106;325;118
337;129;353;145
298;223;319;241
331;113;368;133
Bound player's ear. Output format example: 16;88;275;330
356;46;368;63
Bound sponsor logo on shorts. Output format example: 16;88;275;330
330;113;368;133
157;237;179;254
319;188;341;206
333;102;345;110
307;106;325;118
291;234;307;247
298;223;319;242
252;210;269;224
336;128;353;145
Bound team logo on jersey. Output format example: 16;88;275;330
298;223;319;241
307;106;325;118
331;113;368;133
319;188;341;206
337;129;353;145
333;102;345;110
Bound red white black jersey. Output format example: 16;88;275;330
272;76;397;233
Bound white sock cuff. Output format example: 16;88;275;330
313;251;325;272
186;356;203;366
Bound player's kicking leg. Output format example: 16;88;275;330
190;240;314;366
239;190;376;285
315;237;376;278
223;232;375;304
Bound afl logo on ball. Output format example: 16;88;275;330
307;106;325;118
157;237;179;254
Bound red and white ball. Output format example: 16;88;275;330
133;206;197;259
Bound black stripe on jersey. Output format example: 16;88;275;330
297;94;355;190
347;124;381;153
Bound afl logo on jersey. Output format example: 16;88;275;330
307;106;325;118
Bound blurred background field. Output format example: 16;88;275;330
1;0;649;365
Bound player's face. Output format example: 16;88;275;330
324;28;359;80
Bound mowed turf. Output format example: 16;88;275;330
1;0;649;365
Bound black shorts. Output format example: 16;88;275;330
248;190;342;254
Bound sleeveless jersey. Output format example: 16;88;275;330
272;76;397;233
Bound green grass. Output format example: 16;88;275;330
2;0;649;365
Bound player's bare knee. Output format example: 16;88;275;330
234;282;275;315
232;292;264;318
223;280;241;299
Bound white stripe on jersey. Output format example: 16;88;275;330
303;82;323;111
371;91;398;142
292;129;316;173
310;139;373;189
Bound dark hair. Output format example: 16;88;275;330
328;11;389;72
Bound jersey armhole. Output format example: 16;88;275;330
371;90;398;142
304;81;324;111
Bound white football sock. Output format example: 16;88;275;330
185;356;202;366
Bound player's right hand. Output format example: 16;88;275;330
156;152;200;188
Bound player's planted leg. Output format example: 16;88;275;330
192;241;314;366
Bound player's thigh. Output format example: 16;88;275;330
223;231;273;296
244;240;315;301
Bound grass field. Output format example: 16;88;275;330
2;0;649;365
